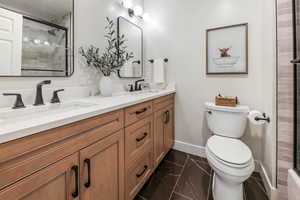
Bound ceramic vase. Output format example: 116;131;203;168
99;76;113;96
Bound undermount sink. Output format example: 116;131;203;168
0;102;97;123
112;89;160;97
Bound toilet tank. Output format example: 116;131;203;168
205;102;250;138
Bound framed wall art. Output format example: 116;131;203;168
206;23;248;74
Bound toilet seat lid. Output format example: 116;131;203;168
207;135;252;166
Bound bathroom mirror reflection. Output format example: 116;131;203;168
0;0;74;77
117;16;143;78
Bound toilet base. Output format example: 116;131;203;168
212;173;244;200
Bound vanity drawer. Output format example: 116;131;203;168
125;101;153;126
125;116;153;163
0;110;124;190
126;145;153;200
0;110;124;164
153;94;175;112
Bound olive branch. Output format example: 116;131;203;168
79;17;134;76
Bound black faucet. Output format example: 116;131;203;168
34;80;51;106
134;79;145;91
3;93;25;109
51;89;64;104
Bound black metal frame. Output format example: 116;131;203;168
117;16;143;79
206;23;249;75
292;0;300;175
0;0;75;77
21;68;65;73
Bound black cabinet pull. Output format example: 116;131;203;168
84;159;91;188
136;165;148;178
163;111;167;123
135;108;147;115
136;132;148;142
71;165;79;198
166;111;170;124
164;111;170;124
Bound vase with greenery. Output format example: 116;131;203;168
79;17;133;96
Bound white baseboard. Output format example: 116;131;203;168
173;140;278;200
257;161;278;200
173;140;206;158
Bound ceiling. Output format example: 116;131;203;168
0;0;72;21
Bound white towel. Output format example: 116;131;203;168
153;58;165;83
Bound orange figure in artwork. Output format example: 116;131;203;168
219;48;231;58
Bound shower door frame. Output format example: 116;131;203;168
292;0;300;175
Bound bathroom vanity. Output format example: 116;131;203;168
0;92;175;200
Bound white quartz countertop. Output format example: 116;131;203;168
0;88;176;144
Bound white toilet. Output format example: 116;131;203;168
205;102;255;200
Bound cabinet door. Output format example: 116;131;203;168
153;109;167;167
0;153;79;200
164;105;174;151
80;130;125;200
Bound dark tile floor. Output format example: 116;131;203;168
136;150;269;200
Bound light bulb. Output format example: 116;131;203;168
44;41;50;46
133;6;143;16
33;39;41;44
123;0;132;9
142;13;150;21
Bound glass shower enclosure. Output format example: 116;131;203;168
292;0;300;174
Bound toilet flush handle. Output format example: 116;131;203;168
207;111;212;115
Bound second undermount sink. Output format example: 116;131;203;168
0;101;97;123
112;89;160;97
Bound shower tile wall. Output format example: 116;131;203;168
21;14;71;77
277;0;294;199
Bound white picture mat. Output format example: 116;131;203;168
207;24;247;74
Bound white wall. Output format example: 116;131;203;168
261;0;278;188
144;0;277;186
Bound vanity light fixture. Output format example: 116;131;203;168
33;39;41;45
122;0;132;8
142;13;150;21
23;37;29;42
128;8;135;17
133;6;143;16
43;41;50;46
121;0;149;20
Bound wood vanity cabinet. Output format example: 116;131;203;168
153;97;175;168
0;110;124;200
0;93;175;200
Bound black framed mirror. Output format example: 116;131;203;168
0;0;74;77
117;16;143;78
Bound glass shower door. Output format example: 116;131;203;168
292;0;300;173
